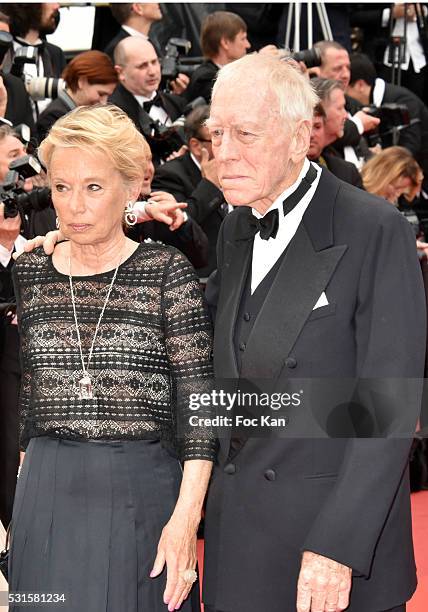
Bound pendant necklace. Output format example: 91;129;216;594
69;251;122;399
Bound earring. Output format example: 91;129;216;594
124;201;137;226
56;217;60;230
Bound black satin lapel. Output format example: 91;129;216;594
213;238;252;380
241;224;347;380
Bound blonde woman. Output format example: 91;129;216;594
10;105;216;612
361;146;423;205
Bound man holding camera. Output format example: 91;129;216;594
110;36;187;165
0;125;55;529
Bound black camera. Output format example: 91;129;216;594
10;46;65;101
141;97;206;161
292;47;322;69
160;38;202;89
1;155;51;220
364;103;411;146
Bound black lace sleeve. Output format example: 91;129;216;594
162;250;217;462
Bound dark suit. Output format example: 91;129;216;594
318;151;364;188
152;151;225;277
108;83;185;164
104;26;129;61
2;72;34;131
203;169;425;611
35;95;74;143
184;60;218;104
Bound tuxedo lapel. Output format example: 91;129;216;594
240;222;347;379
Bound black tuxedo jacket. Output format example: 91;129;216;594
2;72;34;131
184;59;218;104
35;96;71;143
104;27;129;61
152;151;224;277
203;169;426;611
108;83;185;164
321;151;364;188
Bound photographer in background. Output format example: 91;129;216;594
110;36;186;165
0;11;34;131
152;104;225;279
105;3;163;61
347;52;428;186
0;3;66;118
0;124;55;529
184;11;250;104
36;50;118;143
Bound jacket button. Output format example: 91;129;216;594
243;312;251;322
224;463;236;475
285;356;297;369
264;469;276;481
239;342;246;351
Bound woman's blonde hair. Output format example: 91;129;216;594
38;104;150;185
361;146;423;202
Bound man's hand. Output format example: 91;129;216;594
200;148;221;189
393;2;417;21
0;75;8;118
146;192;188;231
166;144;188;162
169;72;190;95
0;202;21;252
297;551;352;612
354;110;381;133
13;229;63;258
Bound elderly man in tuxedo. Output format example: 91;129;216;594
203;53;426;612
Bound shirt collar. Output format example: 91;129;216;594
190;152;201;170
372;78;386;107
134;90;159;105
122;26;149;39
252;158;311;219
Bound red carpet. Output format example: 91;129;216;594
198;490;428;611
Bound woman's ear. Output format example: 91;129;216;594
77;76;88;91
127;180;144;203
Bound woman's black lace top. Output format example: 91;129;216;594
13;243;217;462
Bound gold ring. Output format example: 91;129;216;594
180;569;197;584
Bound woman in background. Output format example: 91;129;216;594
36;50;118;142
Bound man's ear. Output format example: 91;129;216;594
188;136;201;156
290;119;312;163
115;65;124;82
219;36;229;52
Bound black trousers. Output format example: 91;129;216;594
0;324;20;529
204;606;406;612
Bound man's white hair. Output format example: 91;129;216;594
211;53;319;126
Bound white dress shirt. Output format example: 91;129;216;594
251;158;321;294
0;234;27;268
382;8;427;73
122;26;149;39
134;91;172;126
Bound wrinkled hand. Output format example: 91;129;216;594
169;72;190;95
200;148;221;189
13;229;63;258
0;75;8;117
354;110;381;133
0;202;21;251
146;191;188;230
297;551;352;612
166;145;188;162
150;512;198;611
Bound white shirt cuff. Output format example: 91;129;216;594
0;242;13;267
382;8;391;28
350;113;364;135
133;201;152;222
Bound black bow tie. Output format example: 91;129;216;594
236;163;318;241
143;92;163;112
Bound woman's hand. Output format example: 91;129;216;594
150;509;199;611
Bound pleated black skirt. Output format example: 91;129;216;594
9;436;201;612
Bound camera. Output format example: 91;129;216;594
141;97;206;161
1;155;52;220
364;103;411;146
10;46;65;101
292;47;322;69
160;38;202;89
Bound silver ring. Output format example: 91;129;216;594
180;569;197;584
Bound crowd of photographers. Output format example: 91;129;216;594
1;1;428;527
